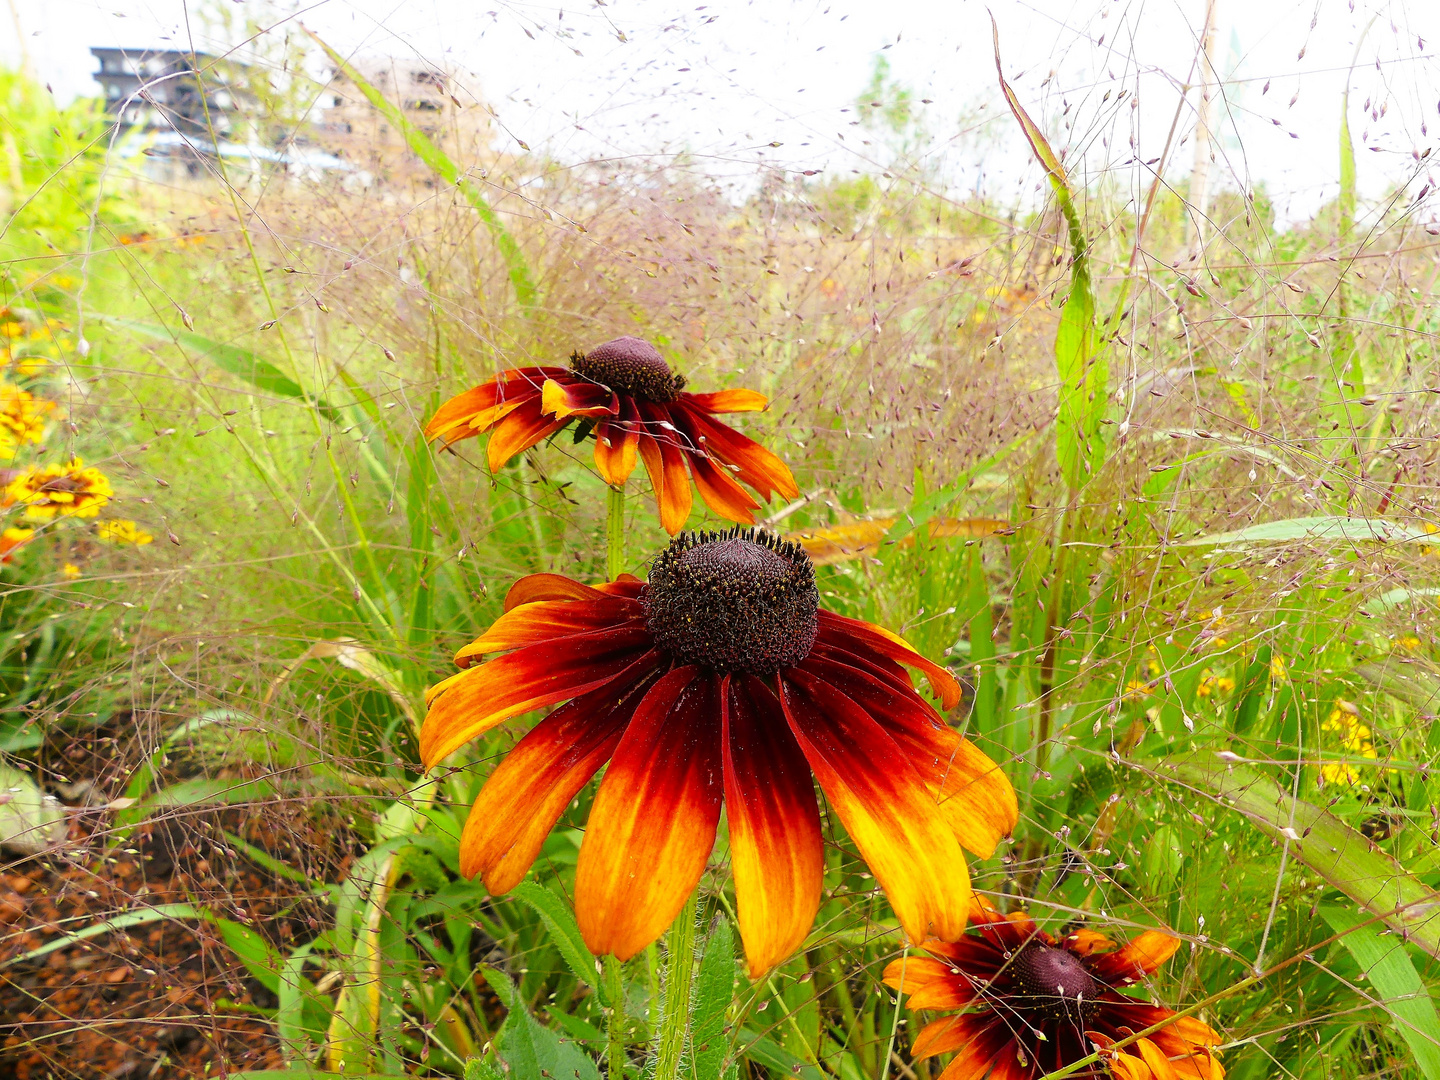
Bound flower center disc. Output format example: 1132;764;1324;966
570;336;685;402
643;528;818;675
1010;946;1101;1024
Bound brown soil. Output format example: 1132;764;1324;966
1;722;346;1080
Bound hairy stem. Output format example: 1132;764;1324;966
654;894;697;1080
605;955;626;1078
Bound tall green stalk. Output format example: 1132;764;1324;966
606;483;626;580
654;895;698;1080
605;956;626;1078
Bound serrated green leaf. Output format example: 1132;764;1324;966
510;880;609;1008
690;916;736;1080
1320;906;1440;1080
481;965;601;1080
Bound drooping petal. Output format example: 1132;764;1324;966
486;397;569;471
1134;1038;1180;1080
504;573;615;611
593;419;641;486
458;669;658;891
904;974;981;1012
576;668;724;961
800;655;1016;858
541;377;618;420
426;367;562;443
683;388;769;413
637;429;692;534
817;609;961;709
882;955;967;994
1088;931;1183;986
722;674;823;978
421;633;655;765
454;597;645;667
779;668;971;945
686;448;761;525
1063;928;1117;957
683;406;799;501
913;1013;1010;1072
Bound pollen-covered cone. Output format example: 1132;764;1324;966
883;899;1224;1080
423;336;797;534
420;528;1017;977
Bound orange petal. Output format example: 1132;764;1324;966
803;655;1016;858
685;407;799;501
541;377;616;420
881;954;962;994
723;675;824;979
425;367;563;442
455;597;645;667
1089;931;1183;985
911;1013;1005;1064
458;670;657;890
504;573;613;611
486;397;569;471
1134;1038;1180;1080
1107;1052;1154;1080
638;431;692;534
779;668;971;945
575;669;724;961
420;632;654;765
593;420;641;487
817;609;961;709
683;388;769;413
1063;928;1117;956
686;450;760;525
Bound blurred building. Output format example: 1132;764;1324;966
314;57;493;183
89;48;251;138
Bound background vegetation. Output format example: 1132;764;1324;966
1;14;1439;1080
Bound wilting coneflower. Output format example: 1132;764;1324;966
424;336;797;533
420;527;1017;975
884;899;1224;1080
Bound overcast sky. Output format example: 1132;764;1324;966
4;0;1438;226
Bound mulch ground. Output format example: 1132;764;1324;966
1;721;349;1080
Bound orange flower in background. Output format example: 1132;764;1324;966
424;336;798;534
0;526;33;563
420;527;1017;976
884;900;1223;1080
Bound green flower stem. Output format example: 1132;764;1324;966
605;955;626;1079
606;483;625;580
653;894;698;1080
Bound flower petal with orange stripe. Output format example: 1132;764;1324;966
884;901;1225;1080
421;527;1017;975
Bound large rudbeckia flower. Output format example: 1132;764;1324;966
884;900;1224;1080
424;336;798;534
420;528;1017;976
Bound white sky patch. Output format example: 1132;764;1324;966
5;0;1438;226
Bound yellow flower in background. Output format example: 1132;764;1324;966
0;382;55;458
5;457;112;520
97;518;153;545
1319;700;1378;788
1123;676;1151;701
1196;669;1235;699
61;562;80;579
1392;634;1422;653
1269;654;1288;681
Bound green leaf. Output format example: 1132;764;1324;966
1320;906;1440;1080
509;880;609;1008
736;1029;825;1080
480;966;601;1080
1181;515;1430;548
89;314;342;423
463;1061;507;1080
991;18;1105;492
214;918;284;996
1168;754;1440;957
306;33;538;309
1339;95;1357;234
690;916;736;1080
